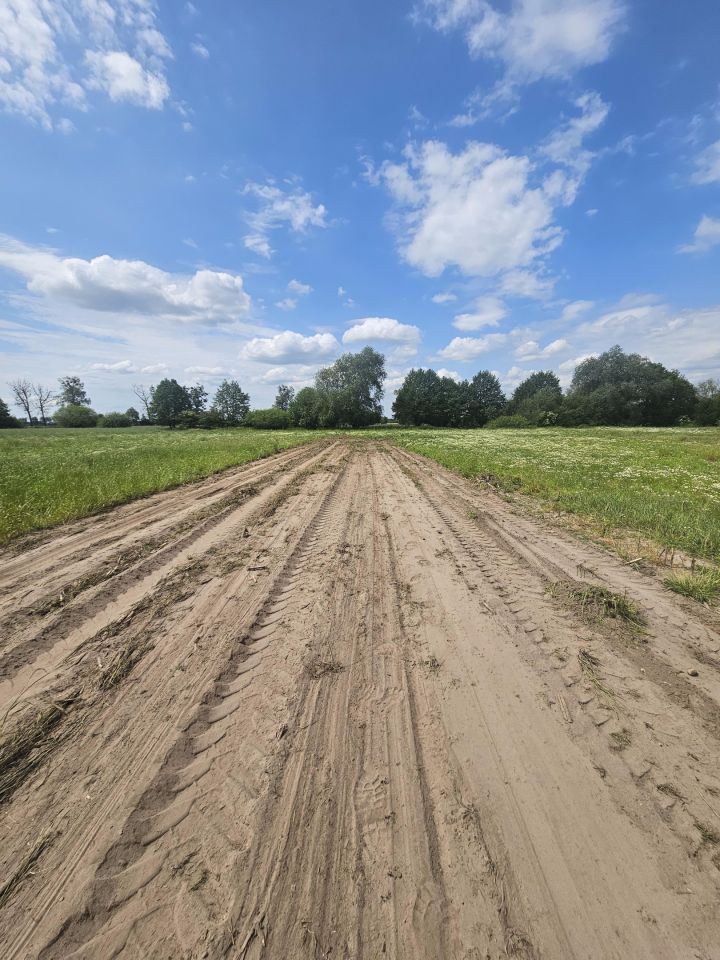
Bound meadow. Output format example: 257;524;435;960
0;426;319;542
390;426;720;564
2;426;719;569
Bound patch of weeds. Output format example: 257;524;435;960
609;728;632;751
467;510;478;520
0;831;54;908
422;656;441;672
570;584;646;627
694;821;720;845
0;694;79;804
664;567;720;605
305;658;344;680
98;638;153;690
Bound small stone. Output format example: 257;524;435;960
687;669;699;677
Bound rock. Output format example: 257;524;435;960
687;669;699;677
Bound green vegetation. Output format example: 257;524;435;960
0;427;319;542
664;567;720;604
390;426;720;562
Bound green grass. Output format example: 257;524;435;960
389;427;720;563
664;567;720;603
0;427;320;543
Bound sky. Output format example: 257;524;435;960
0;0;719;415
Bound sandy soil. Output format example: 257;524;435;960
0;440;718;959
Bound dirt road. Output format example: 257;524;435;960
1;441;719;959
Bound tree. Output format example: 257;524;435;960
0;398;21;427
132;384;153;421
125;406;140;424
464;371;506;426
58;376;90;406
289;387;322;428
10;379;33;424
212;379;250;425
187;384;208;413
315;347;386;427
568;346;697;426
245;408;292;429
697;378;720;399
149;379;193;427
393;369;445;426
101;411;132;427
31;383;54;425
54;404;98;427
694;379;720;426
274;384;295;411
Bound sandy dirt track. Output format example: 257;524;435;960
0;440;719;959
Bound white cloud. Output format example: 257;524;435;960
437;367;462;381
0;1;172;128
514;337;570;360
420;0;625;85
185;365;225;375
257;364;318;385
438;332;506;361
343;317;421;346
287;279;313;296
191;41;210;59
691;140;720;185
242;180;327;258
561;299;594;321
0;235;252;323
432;292;457;303
85;51;169;109
678;215;720;254
141;363;169;374
453;295;506;330
539;92;610;204
498;269;556;299
91;359;137;373
586;207;599;217
379;140;562;279
338;286;347;297
241;330;340;364
275;297;298;311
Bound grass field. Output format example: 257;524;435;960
390;427;720;564
2;426;720;565
0;427;319;542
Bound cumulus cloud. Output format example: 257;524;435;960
0;0;172;128
378;140;561;278
514;337;570;359
287;278;313;296
453;296;506;330
242;180;327;258
0;235;252;323
240;330;340;364
691;140;720;185
539;91;610;203
678;215;720;254
436;367;462;381
561;299;595;321
85;50;169;109
91;359;137;373
257;364;318;385
343;317;421;346
275;298;297;311
432;292;457;304
419;0;625;85
438;332;506;361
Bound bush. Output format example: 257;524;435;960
101;412;133;427
53;404;98;427
485;414;532;429
245;408;292;429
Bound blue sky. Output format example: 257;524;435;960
1;0;719;413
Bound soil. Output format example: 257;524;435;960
0;440;718;959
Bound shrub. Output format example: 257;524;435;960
53;404;98;427
245;408;292;429
101;412;133;427
485;414;532;429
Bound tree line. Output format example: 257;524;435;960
2;344;718;431
1;347;388;430
393;346;720;428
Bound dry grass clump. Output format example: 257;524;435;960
570;584;646;627
577;648;618;707
98;638;153;690
0;694;78;804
